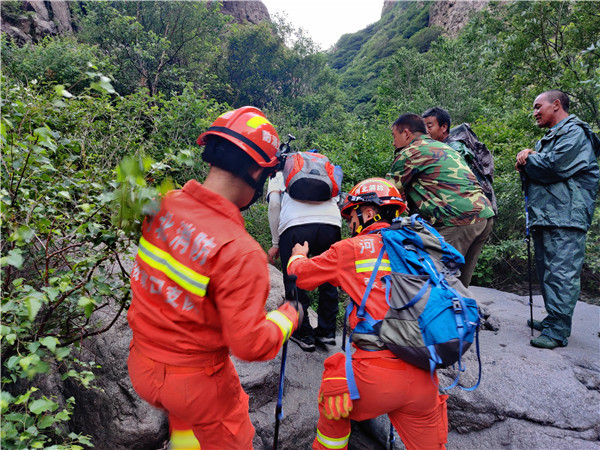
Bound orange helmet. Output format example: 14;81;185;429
340;178;406;218
197;106;280;168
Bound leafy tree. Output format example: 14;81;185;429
1;52;225;445
476;0;600;127
77;1;228;98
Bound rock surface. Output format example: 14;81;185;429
428;1;488;38
382;0;489;38
63;264;600;449
1;0;270;44
219;0;271;25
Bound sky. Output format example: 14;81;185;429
261;0;385;51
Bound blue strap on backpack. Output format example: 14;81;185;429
343;215;482;399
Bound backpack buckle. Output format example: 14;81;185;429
452;298;463;313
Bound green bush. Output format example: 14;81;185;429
1;35;113;95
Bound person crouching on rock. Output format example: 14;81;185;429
288;178;448;450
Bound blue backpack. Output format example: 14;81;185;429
344;215;482;399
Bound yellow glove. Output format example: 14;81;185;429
319;389;353;420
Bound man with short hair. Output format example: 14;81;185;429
127;107;302;449
516;90;599;349
423;107;497;214
422;107;472;160
387;113;495;287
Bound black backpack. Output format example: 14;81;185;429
447;123;497;214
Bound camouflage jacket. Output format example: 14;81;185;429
387;134;494;227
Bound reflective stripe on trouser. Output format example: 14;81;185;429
315;429;350;449
128;347;254;450
312;355;447;450
532;227;587;344
170;429;200;449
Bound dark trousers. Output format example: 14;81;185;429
279;223;341;338
532;226;587;345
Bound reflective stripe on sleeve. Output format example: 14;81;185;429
316;429;351;449
266;310;294;342
170;429;201;449
138;237;210;297
354;258;391;273
286;254;307;270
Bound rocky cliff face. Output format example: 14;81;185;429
382;0;489;38
0;0;72;44
219;0;270;25
428;0;489;38
0;0;271;45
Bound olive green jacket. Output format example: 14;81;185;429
524;115;600;231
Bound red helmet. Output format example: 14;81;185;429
340;178;406;218
197;106;280;168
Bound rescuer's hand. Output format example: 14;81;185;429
318;390;353;420
291;241;309;257
282;299;304;333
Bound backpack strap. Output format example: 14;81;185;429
344;302;361;400
344;245;385;400
357;246;385;319
436;277;483;391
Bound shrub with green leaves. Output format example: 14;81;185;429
0;64;225;447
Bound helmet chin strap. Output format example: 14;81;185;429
353;208;382;236
239;169;270;211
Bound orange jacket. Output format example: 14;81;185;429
128;180;297;366
287;221;395;359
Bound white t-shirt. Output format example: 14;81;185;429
267;172;342;240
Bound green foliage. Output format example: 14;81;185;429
1;2;599;446
1;57;226;445
328;1;434;115
0;1;29;23
1;75;122;448
474;0;600;127
1;35;113;95
77;1;228;98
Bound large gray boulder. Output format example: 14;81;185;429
65;267;600;449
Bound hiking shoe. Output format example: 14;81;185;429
315;335;336;347
530;335;565;349
290;335;316;352
527;319;543;332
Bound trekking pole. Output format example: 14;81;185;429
273;341;287;449
520;171;534;336
273;275;298;450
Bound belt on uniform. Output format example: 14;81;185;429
131;343;229;374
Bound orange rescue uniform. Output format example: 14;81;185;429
127;180;297;449
288;222;448;450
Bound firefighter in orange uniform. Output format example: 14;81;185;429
127;106;302;450
287;178;448;450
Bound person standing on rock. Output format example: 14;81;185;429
516;90;599;349
386;113;495;288
288;178;449;450
267;168;342;352
126;106;302;449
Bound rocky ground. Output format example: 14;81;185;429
62;265;599;450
